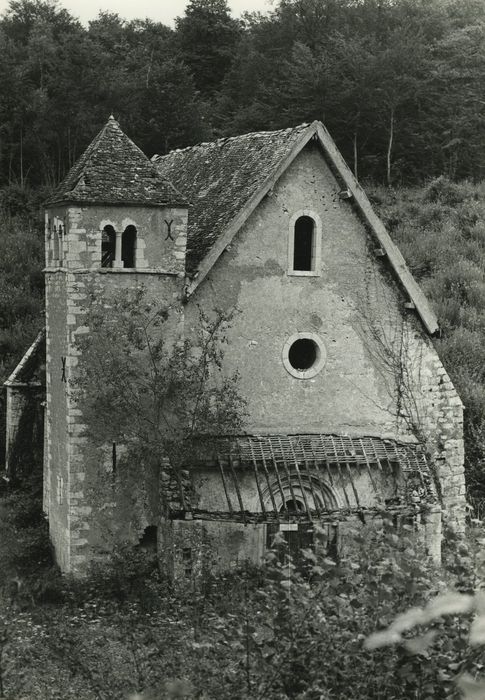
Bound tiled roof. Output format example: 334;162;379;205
154;124;311;274
46;116;186;207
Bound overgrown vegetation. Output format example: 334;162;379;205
369;179;485;504
1;0;485;198
0;211;44;461
70;285;246;550
2;2;485;698
0;495;484;699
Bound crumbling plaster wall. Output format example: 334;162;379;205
185;142;465;531
191;463;402;513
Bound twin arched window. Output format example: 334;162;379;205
289;212;321;275
101;225;137;268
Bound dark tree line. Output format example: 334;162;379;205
0;0;485;206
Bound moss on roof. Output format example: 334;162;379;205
154;124;310;274
46;116;186;208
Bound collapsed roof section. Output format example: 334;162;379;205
174;433;437;523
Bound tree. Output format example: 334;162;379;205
73;286;247;519
175;0;242;96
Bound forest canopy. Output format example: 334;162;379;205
1;0;485;198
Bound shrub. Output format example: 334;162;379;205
0;471;59;602
69;543;167;610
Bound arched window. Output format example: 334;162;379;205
288;211;322;276
122;225;137;268
293;216;314;271
52;224;59;262
101;225;116;268
281;498;305;512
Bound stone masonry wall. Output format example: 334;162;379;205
45;205;187;274
45;272;70;571
49;270;184;573
44;197;188;573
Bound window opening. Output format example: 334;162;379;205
101;225;116;268
57;475;64;505
122;225;137;268
138;525;158;553
112;442;117;476
326;524;339;561
288;338;317;371
53;224;59;261
281;498;305;512
182;547;192;578
59;223;65;263
266;522;314;567
293;216;314;271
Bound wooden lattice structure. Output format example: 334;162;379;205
178;434;436;524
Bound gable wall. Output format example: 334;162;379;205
186;142;465;528
188;144;408;435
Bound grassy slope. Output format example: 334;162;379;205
369;178;485;504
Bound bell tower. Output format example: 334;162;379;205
43;116;188;572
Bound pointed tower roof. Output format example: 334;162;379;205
46;116;186;207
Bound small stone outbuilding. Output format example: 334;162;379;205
5;117;465;575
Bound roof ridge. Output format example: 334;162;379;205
153;122;312;162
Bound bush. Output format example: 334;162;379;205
0;471;59;602
68;543;167;610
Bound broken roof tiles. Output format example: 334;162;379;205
153;124;310;274
46;116;186;208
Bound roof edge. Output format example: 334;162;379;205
313;122;439;335
185;123;317;298
5;329;45;387
185;119;439;335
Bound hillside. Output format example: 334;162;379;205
371;178;485;504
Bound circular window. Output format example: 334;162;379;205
282;332;326;379
288;339;317;371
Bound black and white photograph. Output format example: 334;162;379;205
0;0;483;697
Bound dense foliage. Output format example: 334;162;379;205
0;503;484;699
0;210;44;459
370;179;485;502
1;0;485;195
